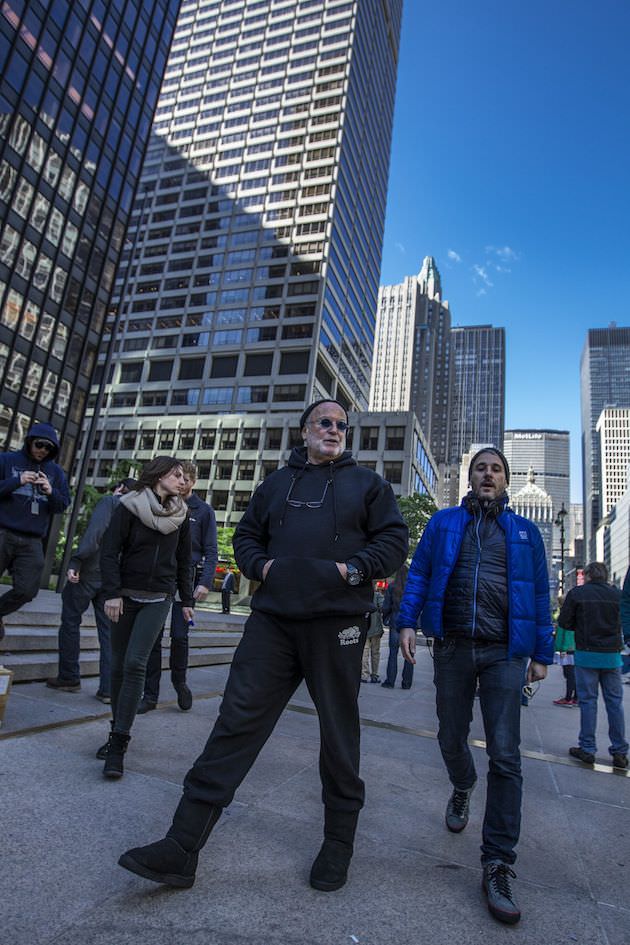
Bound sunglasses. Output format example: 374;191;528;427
32;440;53;451
285;477;331;509
309;418;349;432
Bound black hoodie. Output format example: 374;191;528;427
233;447;408;619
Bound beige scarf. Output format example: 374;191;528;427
120;488;187;534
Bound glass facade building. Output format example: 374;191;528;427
450;324;506;461
0;0;180;471
88;0;403;521
580;325;630;559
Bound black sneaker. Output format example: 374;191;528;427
445;784;474;833
482;861;521;924
381;681;394;688
137;699;157;714
176;684;193;711
309;839;353;892
119;837;198;889
612;753;629;769
46;677;81;693
569;746;595;765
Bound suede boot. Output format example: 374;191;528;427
103;732;130;779
310;809;358;892
118;797;221;889
96;721;114;760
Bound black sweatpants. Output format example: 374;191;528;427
183;609;369;814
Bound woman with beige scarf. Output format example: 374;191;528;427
98;456;194;778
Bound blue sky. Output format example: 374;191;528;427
380;1;630;501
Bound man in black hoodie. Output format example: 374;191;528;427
0;423;70;637
119;400;408;892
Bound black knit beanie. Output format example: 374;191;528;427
299;399;349;429
468;447;510;485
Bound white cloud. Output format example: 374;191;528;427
395;241;406;254
473;264;494;288
447;249;462;263
485;244;519;262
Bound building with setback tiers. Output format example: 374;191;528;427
87;0;404;518
450;324;505;463
580;325;630;559
0;0;180;471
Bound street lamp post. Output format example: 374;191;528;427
555;502;568;597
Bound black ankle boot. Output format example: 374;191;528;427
118;797;221;888
96;721;114;760
103;731;130;779
309;808;359;891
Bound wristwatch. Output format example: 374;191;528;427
345;563;364;586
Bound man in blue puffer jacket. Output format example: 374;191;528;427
0;422;70;637
398;447;553;926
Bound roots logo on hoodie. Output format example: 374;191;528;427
338;625;361;646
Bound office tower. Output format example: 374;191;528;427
450;324;505;461
580;325;630;559
510;469;554;577
0;0;181;471
370;255;452;467
596;407;630;518
89;0;404;514
503;429;570;556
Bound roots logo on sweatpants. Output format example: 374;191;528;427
338;625;361;646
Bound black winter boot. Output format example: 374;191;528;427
96;721;114;760
310;809;359;892
118;797;221;888
103;732;130;779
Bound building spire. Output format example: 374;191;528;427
417;256;442;300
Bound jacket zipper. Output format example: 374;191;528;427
471;511;482;636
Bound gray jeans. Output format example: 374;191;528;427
0;528;44;617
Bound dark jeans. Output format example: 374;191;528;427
183;610;368;813
0;528;44;617
110;597;171;734
433;637;526;865
143;601;189;703
57;580;111;693
575;665;628;755
385;626;414;687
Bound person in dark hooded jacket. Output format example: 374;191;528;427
0;422;70;636
118;399;408;894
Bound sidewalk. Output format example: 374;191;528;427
2;636;629;945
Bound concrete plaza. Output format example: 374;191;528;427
2;628;629;945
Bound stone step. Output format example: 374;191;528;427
3;646;237;682
0;626;243;652
0;606;245;632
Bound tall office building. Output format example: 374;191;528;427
596;406;630;518
503;429;570;557
580;325;630;559
450;324;505;462
88;0;404;512
370;255;452;467
0;0;180;472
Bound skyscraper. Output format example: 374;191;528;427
503;429;570;557
580;325;630;559
595;407;630;519
370;256;452;466
88;0;403;516
450;324;505;461
0;0;181;471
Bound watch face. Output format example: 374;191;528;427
348;571;361;586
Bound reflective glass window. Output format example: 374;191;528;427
30;193;50;230
0;226;20;267
46;207;64;246
1;288;23;329
15;239;37;280
13;177;34;218
19;297;40;340
0;161;17;203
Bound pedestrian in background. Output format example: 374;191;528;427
558;561;628;769
0;423;70;638
139;462;217;713
221;569;235;613
552;620;577;707
621;566;630;685
47;478;137;702
380;564;412;690
98;457;193;779
361;585;384;682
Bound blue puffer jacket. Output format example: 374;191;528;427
397;501;554;664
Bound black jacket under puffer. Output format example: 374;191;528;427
442;494;509;642
558;580;622;653
100;503;194;606
233;447;408;619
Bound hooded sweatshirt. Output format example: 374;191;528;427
233;446;408;619
0;423;71;537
